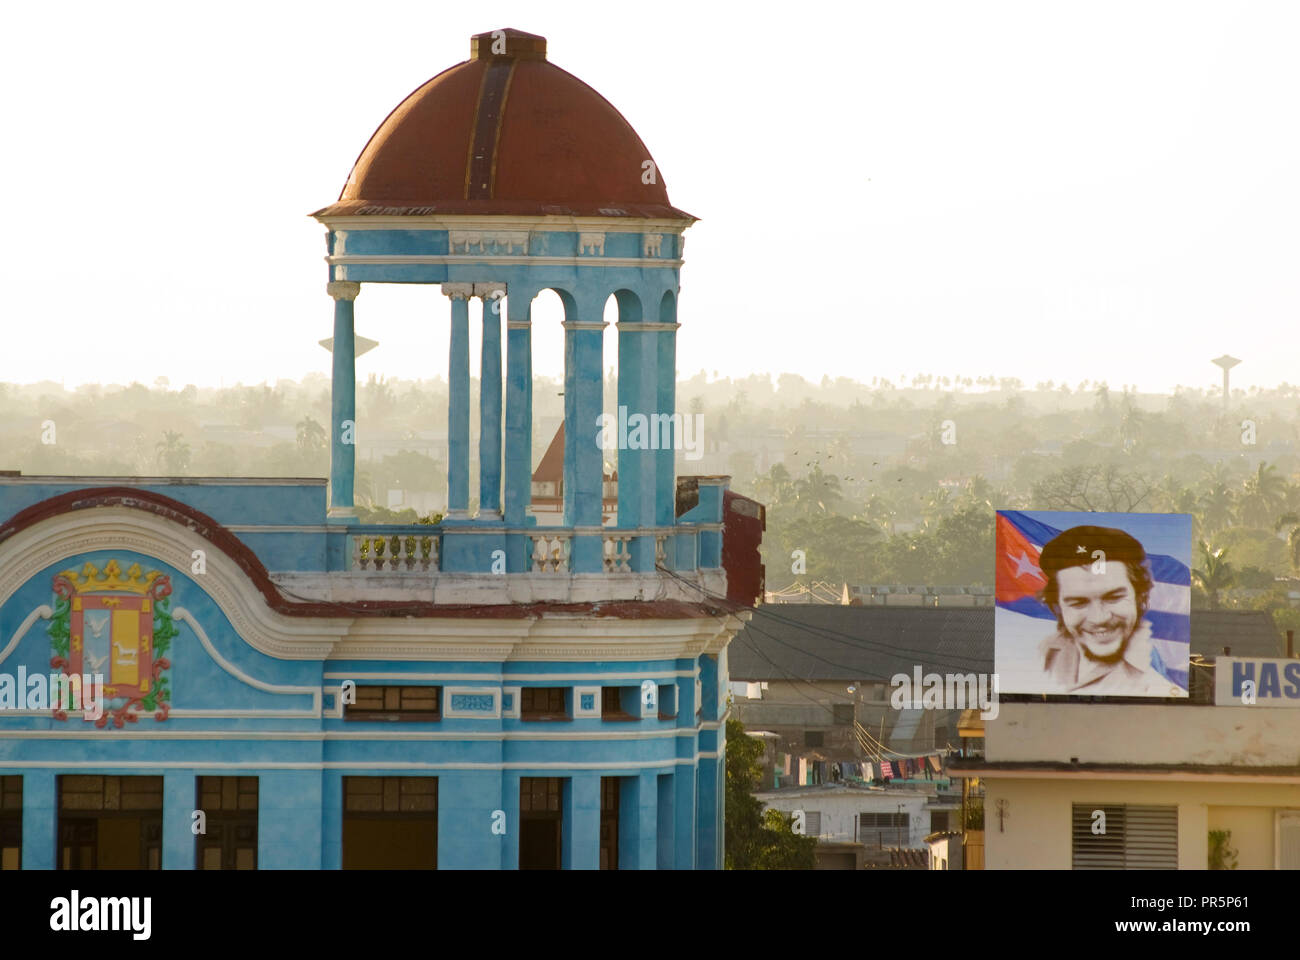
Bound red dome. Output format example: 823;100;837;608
313;29;695;221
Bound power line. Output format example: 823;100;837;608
657;563;992;677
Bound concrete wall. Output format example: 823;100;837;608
1207;805;1277;869
989;702;1300;767
732;680;960;755
754;789;931;848
985;777;1300;869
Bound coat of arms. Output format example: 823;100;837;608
47;560;176;727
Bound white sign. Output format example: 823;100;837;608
1215;657;1300;707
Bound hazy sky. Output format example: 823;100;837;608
3;1;1295;394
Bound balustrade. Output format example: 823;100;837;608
352;531;438;571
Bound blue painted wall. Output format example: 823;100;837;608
0;529;728;869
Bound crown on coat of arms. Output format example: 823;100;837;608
57;560;161;595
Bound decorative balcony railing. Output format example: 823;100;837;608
346;525;714;575
352;529;439;571
603;534;632;573
531;534;571;573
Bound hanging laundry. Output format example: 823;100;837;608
818;761;829;783
929;755;942;773
798;758;807;785
863;762;874;781
881;760;894;778
782;754;792;776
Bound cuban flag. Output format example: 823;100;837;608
996;510;1192;694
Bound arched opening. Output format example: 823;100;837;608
528;288;575;526
347;283;448;520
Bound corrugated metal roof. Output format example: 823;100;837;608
728;606;1283;681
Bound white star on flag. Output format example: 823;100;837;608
1012;550;1040;579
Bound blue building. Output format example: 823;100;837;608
0;28;763;870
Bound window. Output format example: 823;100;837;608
58;775;163;870
860;811;909;846
1;776;20;870
657;683;677;718
1279;811;1300;870
860;812;909;830
519;777;563;870
342;777;438;869
804;731;824;748
930;810;950;832
805;810;822;837
600;778;619;870
344;685;440;721
601;687;636;720
196;777;258;870
1071;804;1177;870
832;703;854;725
521;687;567;721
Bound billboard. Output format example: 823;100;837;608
995;510;1191;697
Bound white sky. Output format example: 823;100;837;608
2;1;1296;394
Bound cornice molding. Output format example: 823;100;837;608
0;508;346;660
0;499;749;663
319;215;692;234
614;322;681;332
329;255;682;269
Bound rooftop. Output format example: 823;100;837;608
729;605;1285;682
314;28;694;221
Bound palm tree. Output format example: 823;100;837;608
754;464;796;509
155;430;191;475
793;463;843;514
962;474;998;509
1154;474;1185;513
296;416;327;452
920;487;952;529
1119;391;1144;451
1198;482;1237;535
1192;540;1235;610
864;494;897;535
1275;513;1300;575
1239;462;1287;528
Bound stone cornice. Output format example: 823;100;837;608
319;215;691;234
615;322;681;332
331;255;682;269
0;494;750;663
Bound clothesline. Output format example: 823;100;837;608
776;751;950;788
